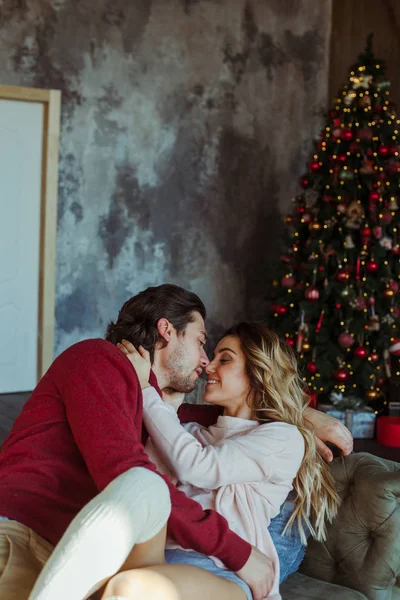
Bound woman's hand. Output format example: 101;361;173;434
117;339;151;389
304;406;353;462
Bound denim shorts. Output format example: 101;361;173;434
165;549;252;600
268;491;307;582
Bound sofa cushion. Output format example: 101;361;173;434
300;453;400;600
280;572;367;599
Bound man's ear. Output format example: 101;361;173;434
157;318;174;343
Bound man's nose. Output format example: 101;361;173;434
200;347;209;367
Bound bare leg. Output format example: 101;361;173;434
91;525;168;600
120;523;167;570
101;564;247;600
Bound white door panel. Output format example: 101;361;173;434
0;99;44;392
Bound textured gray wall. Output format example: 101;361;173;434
0;0;331;354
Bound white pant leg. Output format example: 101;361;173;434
29;467;171;600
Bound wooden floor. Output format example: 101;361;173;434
1;392;400;461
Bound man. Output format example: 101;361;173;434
0;284;352;600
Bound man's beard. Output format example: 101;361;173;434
164;344;198;393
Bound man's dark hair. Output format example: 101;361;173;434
105;283;206;359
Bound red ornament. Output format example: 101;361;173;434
338;332;355;348
335;303;342;309
369;351;379;363
336;269;350;282
389;280;399;293
378;145;390;157
323;193;334;203
305;286;320;301
337;154;347;163
369;191;380;203
333;367;349;382
315;310;325;333
392;244;400;255
389;338;400;356
381;210;393;225
281;275;295;288
354;345;368;359
373;226;383;239
300;176;310;189
343;129;353;141
280;254;292;263
271;304;288;316
354;296;367;310
360;226;372;237
286;337;295;348
366;259;379;273
302;212;312;223
306;389;318;408
310;161;320;172
307;361;318;374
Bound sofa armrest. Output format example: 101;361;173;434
300;452;400;600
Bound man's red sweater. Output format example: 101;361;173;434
0;339;251;571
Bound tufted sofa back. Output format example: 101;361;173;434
299;452;400;599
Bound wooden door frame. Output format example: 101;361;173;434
0;85;61;381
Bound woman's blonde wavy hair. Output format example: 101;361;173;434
223;322;340;543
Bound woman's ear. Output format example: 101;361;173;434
157;318;173;343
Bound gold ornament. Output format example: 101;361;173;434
309;221;321;232
302;339;312;352
284;215;293;224
365;387;380;401
384;286;395;298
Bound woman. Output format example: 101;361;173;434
103;323;340;600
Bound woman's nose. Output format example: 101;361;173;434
205;360;215;374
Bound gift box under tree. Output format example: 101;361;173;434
318;393;376;439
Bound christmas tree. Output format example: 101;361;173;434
270;36;400;408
